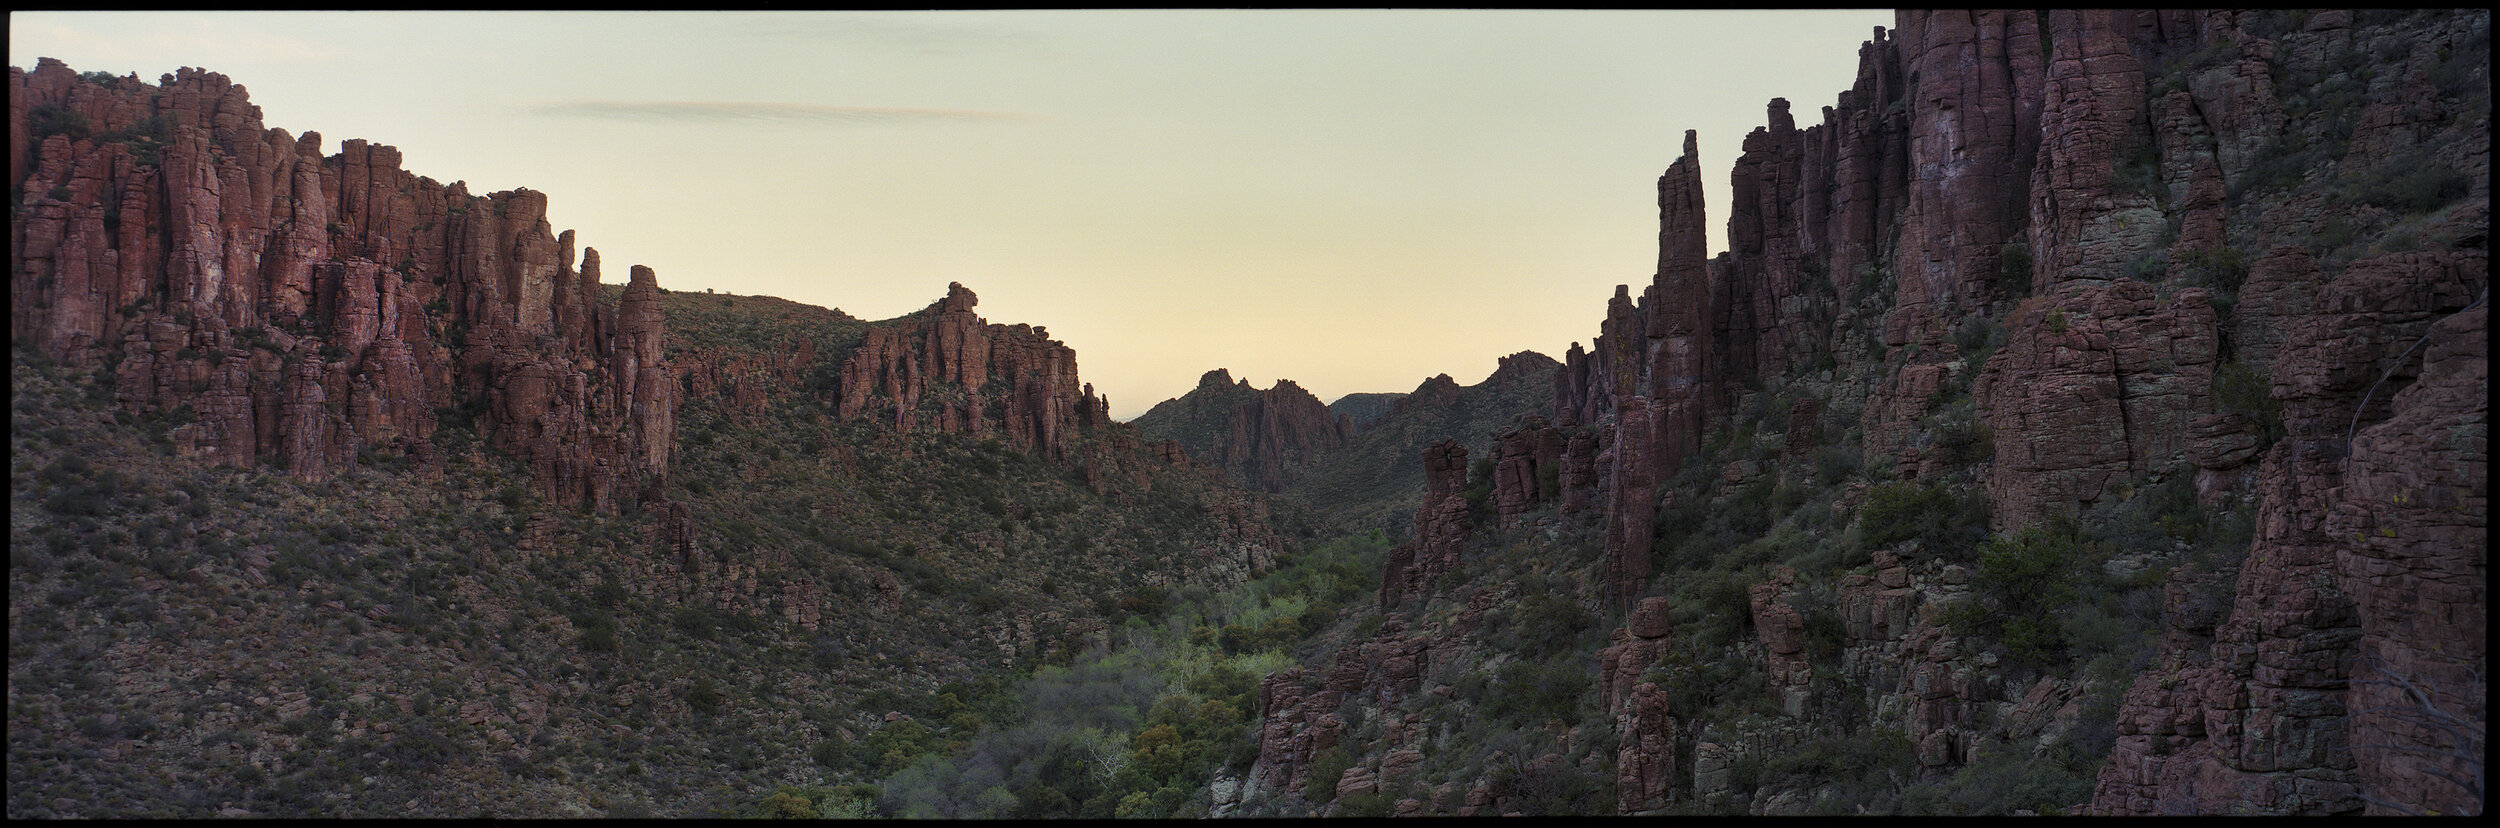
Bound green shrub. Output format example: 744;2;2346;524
685;677;724;714
1896;741;2096;815
2210;360;2283;449
1483;656;1592;727
2173;246;2251;296
1854;481;1988;556
1303;745;1356;803
2338;156;2472;215
28;104;91;141
578;624;617;653
1963;519;2105;667
2109;143;2164;200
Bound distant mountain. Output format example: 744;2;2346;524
1327;392;1407;430
1135;352;1563;534
1129;369;1353;493
1281;351;1562;535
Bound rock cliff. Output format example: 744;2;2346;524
12;59;675;512
1253;7;2483;818
1137;350;1563;534
832;281;1110;460
1129;368;1352;492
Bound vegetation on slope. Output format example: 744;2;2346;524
8;283;1318;818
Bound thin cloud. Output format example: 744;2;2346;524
706;13;1042;56
526;100;1044;126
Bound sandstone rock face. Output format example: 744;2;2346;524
1226;8;2488;819
1599;398;1660;606
1890;10;2046;342
1614;682;1677;814
1245;619;1444;807
12;59;674;511
1975;281;2220;529
2090;249;2488;816
2025;9;2157;292
1593;595;1680;813
2328;302;2486;816
1488;416;1567;524
1547;19;1926;612
1749;567;1815;718
1654;130;1716;464
832;282;1107;460
1834;548;2002;775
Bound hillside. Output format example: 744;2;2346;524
9;58;1307;818
1227;8;2487;817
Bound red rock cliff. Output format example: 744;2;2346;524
832;281;1109;460
11;59;676;512
1128;368;1354;493
1535;9;2483;813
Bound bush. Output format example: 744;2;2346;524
2173;246;2251;296
2210;360;2283;449
1303;745;1355;804
1897;741;2096;815
686;677;724;715
1854;481;1988;557
1483;656;1592;727
1996;243;2034;298
28;104;91;141
2338;156;2472;215
1961;519;2105;667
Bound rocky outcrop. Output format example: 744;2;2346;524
1748;567;1815;719
1975;281;2220;529
1488;416;1569;523
12;59;674;512
2090;250;2486;816
832;282;1109;460
1655;131;1716;462
1250;7;2483;819
1239;351;1560;535
1242;618;1444;809
1889;10;2045;336
1129;369;1353;493
2329;301;2486;816
1328;392;1406;430
2025;9;2157;292
1550;19;1927;606
1614;682;1677;814
1597;597;1679;813
1378;440;1470;608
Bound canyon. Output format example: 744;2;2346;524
9;7;2488;819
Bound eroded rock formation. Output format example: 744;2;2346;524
1128;368;1353;492
12;59;675;512
832;282;1109;460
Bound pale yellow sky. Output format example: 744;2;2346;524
12;10;1892;419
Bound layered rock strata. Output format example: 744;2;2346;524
1377;440;1471;608
1354;7;2483;816
1127;368;1353;492
12;59;674;511
832;282;1110;460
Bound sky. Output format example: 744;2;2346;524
12;10;1892;420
